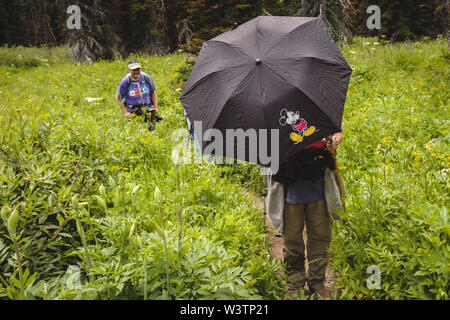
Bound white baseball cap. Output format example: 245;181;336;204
127;61;141;70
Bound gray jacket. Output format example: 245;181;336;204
265;168;345;234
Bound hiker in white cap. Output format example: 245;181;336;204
115;59;159;119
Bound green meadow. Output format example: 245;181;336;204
0;37;448;299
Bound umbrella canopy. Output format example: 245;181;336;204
180;16;352;169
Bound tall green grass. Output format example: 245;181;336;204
330;36;449;299
0;52;284;299
0;37;447;300
0;45;71;68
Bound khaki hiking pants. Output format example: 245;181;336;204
282;200;332;288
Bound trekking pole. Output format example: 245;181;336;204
326;135;346;211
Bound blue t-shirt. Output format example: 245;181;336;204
116;72;156;108
285;173;325;205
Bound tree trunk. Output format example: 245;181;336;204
336;0;353;45
447;0;449;49
300;0;310;16
165;0;179;52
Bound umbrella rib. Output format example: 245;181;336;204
207;65;255;130
260;61;291;88
268;56;349;69
261;18;317;57
182;62;251;97
183;40;254;96
256;16;261;57
209;39;253;61
182;65;255;132
262;61;340;128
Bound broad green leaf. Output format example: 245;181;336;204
7;207;19;238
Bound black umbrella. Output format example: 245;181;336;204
180;16;352;171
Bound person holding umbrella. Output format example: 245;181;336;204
180;16;351;297
276;131;343;297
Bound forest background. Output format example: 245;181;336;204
0;0;448;61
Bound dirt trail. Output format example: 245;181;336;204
249;191;339;299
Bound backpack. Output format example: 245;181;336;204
121;72;153;105
272;143;332;184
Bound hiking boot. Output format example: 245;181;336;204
308;282;330;299
284;255;306;296
286;270;307;296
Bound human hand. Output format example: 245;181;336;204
326;132;343;151
125;111;133;118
